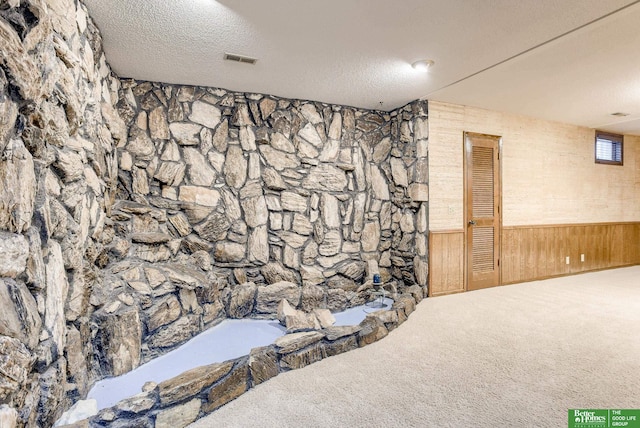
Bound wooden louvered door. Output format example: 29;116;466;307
465;132;501;291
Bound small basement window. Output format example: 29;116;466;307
595;131;623;165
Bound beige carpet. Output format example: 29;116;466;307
189;266;640;428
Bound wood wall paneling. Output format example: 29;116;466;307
428;231;465;296
501;222;640;284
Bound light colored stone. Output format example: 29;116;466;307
159;361;233;405
283;245;300;269
190;101;221;129
314;309;336;328
318;139;340;162
147;315;200;349
214;241;246;262
256;281;301;314
261;262;298;284
361;221;380;252
400;211;415;233
328;112;342;140
417;203;428;233
283;310;320;333
0;139;35;233
147;295;182;332
390;157;409;187
320;193;340;229
127;133;155;159
259;145;300;170
414;256;428;286
151;401;199;428
204;362;248;413
275;331;324;354
249;346;279;386
298;123;323;147
416;139;428;158
154;161;186;186
115;391;155;414
0;336;33;402
248;225;269;264
0;232;29;278
93;304;142;376
297;140;319;159
228;282;256;318
149;106;170;140
179;186;220;207
409;183;429;202
45;241;69;353
0;405;18;428
414;117;429;140
299;103;322;124
281;191;307;213
55;148;84;182
302;164;347;192
193;211;230;241
184;147;216;186
0;278;41;349
300;265;324;286
168;213;191;237
270;132;295;153
370;165;390;200
262;168;287;190
259;98;277;119
373;137;392;163
319;230;342;256
170;122;202;145
224;145;247;189
241;195;268;227
275;298;299;324
239;126;256;151
292;214;313;235
159;141;180;162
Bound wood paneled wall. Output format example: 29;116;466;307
429;223;640;296
429;230;465;296
502;222;640;284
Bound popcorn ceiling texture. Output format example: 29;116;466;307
0;0;428;426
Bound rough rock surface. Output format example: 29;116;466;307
0;2;429;425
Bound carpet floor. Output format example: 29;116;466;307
189;266;640;428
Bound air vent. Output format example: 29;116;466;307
610;112;630;117
224;53;258;65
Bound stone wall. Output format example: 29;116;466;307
97;80;429;374
0;0;125;426
0;1;430;425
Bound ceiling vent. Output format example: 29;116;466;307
224;53;258;65
610;112;630;117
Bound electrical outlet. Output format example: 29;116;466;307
581;254;585;262
565;256;570;265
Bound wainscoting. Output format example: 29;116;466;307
428;230;465;296
501;222;640;284
429;222;640;296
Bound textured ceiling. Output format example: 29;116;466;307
84;0;640;135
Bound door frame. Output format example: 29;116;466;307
463;132;503;291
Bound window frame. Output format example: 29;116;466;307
594;131;623;166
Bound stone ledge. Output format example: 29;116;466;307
85;292;420;428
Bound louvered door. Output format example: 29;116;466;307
465;132;501;291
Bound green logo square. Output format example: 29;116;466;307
569;409;608;428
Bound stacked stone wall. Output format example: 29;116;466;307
96;81;429;374
0;1;429;425
0;0;125;426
